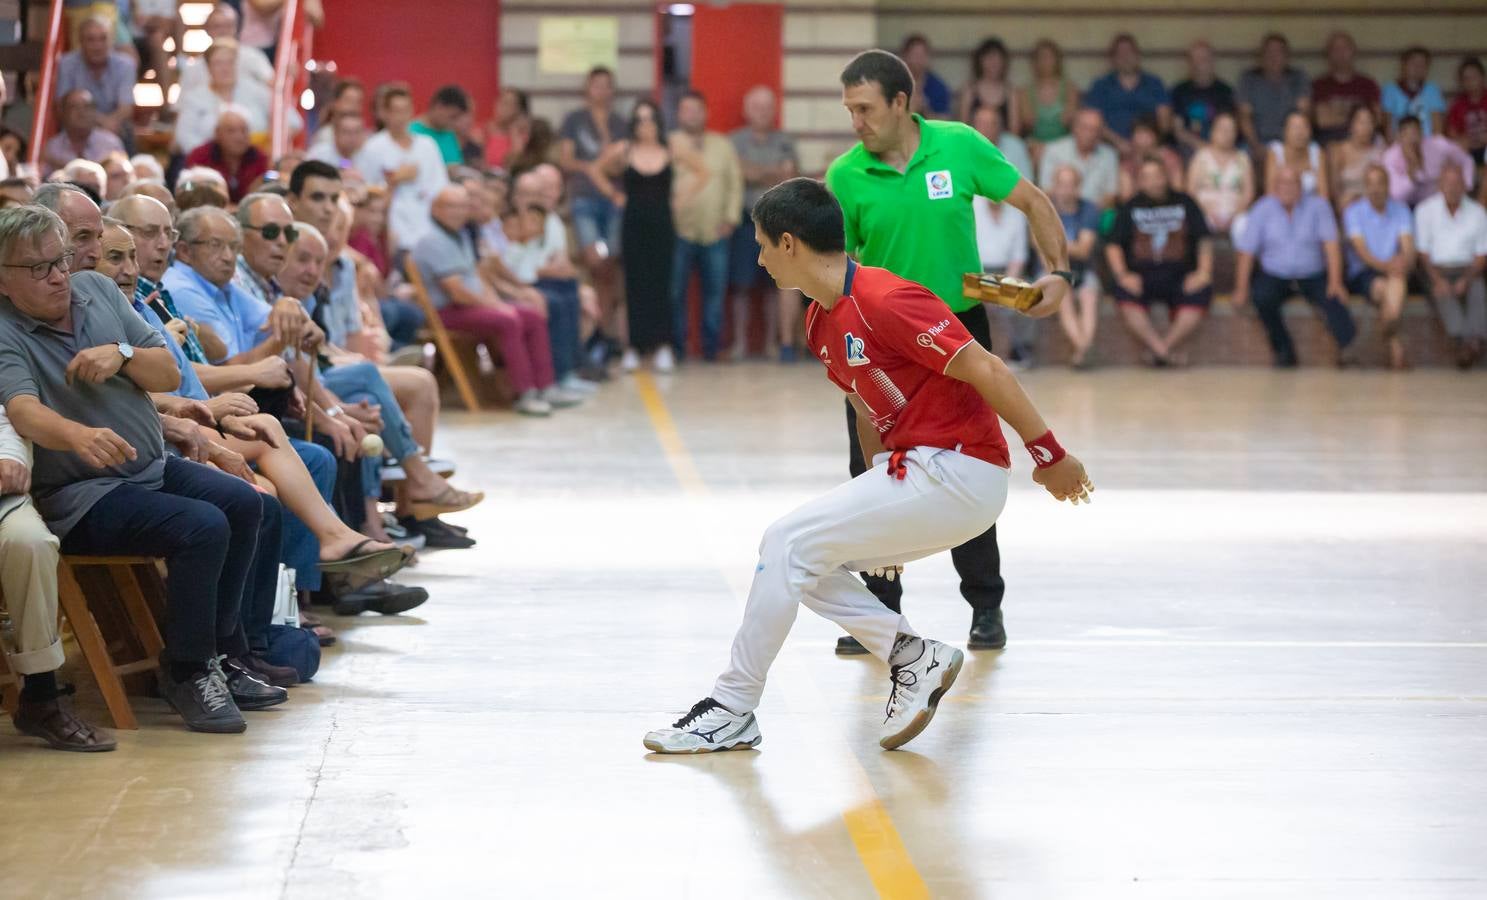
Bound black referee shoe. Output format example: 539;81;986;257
968;609;1007;650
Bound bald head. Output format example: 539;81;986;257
431;185;470;232
743;86;777;131
1273;166;1303;207
119;181;178;219
214;108;253;157
1073;108;1103;151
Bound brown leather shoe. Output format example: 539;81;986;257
13;689;117;752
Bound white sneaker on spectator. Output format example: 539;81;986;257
621;348;640;373
542;385;585;408
387;344;426;368
560;373;600;394
515;391;552;417
654;346;676;373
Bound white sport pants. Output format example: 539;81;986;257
712;447;1009;714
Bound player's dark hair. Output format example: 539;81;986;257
432;84;471;113
1401;45;1430;64
840;50;914;108
751;177;844;254
289;159;341;197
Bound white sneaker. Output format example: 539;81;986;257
880;636;963;750
654;345;676;373
560;373;600;394
542;385;585;408
621;348;640;373
514;391;552;417
643;698;762;754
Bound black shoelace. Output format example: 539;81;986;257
886;664;921;720
672;698;722;729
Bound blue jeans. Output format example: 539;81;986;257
62;457;267;662
379;298;426;350
322;361;417;498
671;237;730;359
536;277;581;381
282;438;336;592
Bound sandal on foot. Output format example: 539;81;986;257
318;539;409;580
408;485;484;520
13;688;117;752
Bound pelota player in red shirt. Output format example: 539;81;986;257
644;178;1093;754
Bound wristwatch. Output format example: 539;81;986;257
1052;270;1076;287
116;341;134;367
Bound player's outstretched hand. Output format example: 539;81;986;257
1032;455;1094;505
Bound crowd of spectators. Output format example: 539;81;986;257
906;31;1487;370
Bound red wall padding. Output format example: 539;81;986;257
690;3;784;132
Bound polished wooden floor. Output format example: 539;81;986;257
1;365;1484;899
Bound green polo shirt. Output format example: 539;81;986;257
410;121;462;166
826;115;1021;312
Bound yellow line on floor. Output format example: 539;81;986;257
632;370;930;900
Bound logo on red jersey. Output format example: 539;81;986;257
916;333;947;355
844;332;870;366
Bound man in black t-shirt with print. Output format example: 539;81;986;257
1106;156;1214;366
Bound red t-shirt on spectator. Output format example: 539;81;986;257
183;141;269;204
1447;93;1487;151
805;263;1009;468
1312;74;1381;143
348;229;390;279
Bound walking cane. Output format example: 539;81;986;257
301;348;317;442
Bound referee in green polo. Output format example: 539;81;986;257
825;49;1072;654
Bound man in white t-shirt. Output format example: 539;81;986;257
1414;162;1487;367
353;83;448;251
974;198;1037;365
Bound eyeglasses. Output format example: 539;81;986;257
244;223;299;243
124;224;180;242
188;237;242;255
3;251;74;280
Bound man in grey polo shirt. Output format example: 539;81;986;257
0;205;281;734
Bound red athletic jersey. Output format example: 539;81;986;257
806;264;1010;468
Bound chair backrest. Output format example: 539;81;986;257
403;257;481;411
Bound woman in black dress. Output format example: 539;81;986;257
595;100;707;373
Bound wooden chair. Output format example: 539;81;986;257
404;260;482;412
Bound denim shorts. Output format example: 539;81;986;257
570;194;621;253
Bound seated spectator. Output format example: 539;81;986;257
510;116;556;175
1266;110;1329;201
174;174;230;213
100;150;133;201
179;3;274;94
901;35;952;119
0;177;34;208
973;195;1034;365
1038;108;1119;209
33;182;103;269
42;90;125;174
508;169;598;393
412;85;471;167
1047;165;1102;368
173;38;272;156
1238;33;1312;150
0;129;25;175
972;104;1032;180
307;111;369;177
1020;39;1079;155
354;86;448;252
1342;164;1415;369
1106;157;1213;366
1385;115;1476;207
1171;40;1237;153
1446;58;1487;167
129;152;165;182
0;205;285;733
1233;167;1358;366
1187;111;1254;234
1312;31;1380;146
1082;34;1170;153
956;38;1018;128
1381;47;1446;138
483;88;530;170
0;403;115;751
1329;105;1386;212
60;159;108;201
1117;117;1184;203
414;184;564;416
54;16;136;136
184;107;269;204
1414;162;1487;368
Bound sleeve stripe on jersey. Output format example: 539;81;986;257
941;336;976;374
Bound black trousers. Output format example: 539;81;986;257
844;303;1005;615
1250;270;1358;365
63;457;274;663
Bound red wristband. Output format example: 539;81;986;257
1025;431;1066;469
